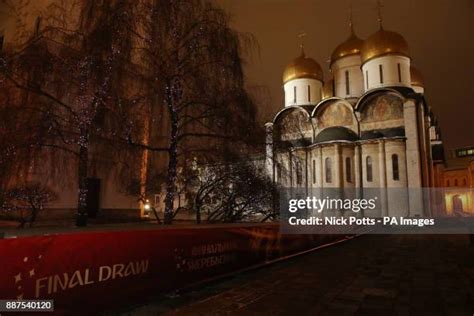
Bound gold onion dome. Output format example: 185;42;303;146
361;28;410;64
330;33;363;65
283;50;323;84
410;66;424;87
322;79;334;99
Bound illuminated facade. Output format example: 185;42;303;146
435;148;474;215
265;22;444;217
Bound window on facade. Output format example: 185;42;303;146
312;160;316;184
379;64;384;83
392;154;400;181
447;180;450;187
345;70;350;95
276;164;281;182
365;70;369;89
34;16;42;36
296;162;303;185
463;178;467;187
366;156;373;182
293;86;297;104
454;179;458;186
397;63;402;82
325;157;332;183
307;85;311;102
345;157;351;182
0;33;3;52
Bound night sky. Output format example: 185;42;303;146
216;0;474;150
1;0;472;149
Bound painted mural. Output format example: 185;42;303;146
362;94;403;123
317;102;353;128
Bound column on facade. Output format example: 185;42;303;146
265;123;274;182
304;149;309;195
354;144;362;211
420;106;432;215
403;100;424;216
317;146;323;200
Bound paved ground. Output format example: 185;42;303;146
123;234;474;316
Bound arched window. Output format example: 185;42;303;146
454;179;458;186
325;157;332;183
307;85;311;102
293;86;297;104
392;154;399;181
446;180;450;187
345;157;352;182
34;16;42;36
463;178;467;187
312;160;316;184
379;64;384;83
366;156;373;182
345;70;350;95
365;70;369;89
397;63;402;82
296;162;303;186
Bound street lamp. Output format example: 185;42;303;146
144;199;151;211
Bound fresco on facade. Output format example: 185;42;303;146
362;94;403;122
318;102;353;128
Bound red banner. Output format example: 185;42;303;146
0;224;347;314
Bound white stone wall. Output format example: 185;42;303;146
403;99;424;216
385;139;409;217
331;55;364;99
284;78;322;107
362;55;411;91
267;89;430;218
264;122;274;181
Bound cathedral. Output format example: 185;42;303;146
264;19;445;218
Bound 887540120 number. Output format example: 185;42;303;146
1;300;54;312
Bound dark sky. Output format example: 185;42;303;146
216;0;474;150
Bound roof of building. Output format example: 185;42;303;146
282;50;323;84
361;28;410;64
330;32;364;65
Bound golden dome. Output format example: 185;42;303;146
410;66;424;87
330;33;363;65
361;28;409;64
283;51;323;84
322;79;334;99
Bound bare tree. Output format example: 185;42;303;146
187;159;278;224
0;183;57;228
0;0;262;226
1;0;140;226
130;0;260;224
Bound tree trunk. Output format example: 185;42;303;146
194;198;202;224
164;104;178;225
29;207;38;227
76;131;89;227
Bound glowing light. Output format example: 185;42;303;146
144;199;151;211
